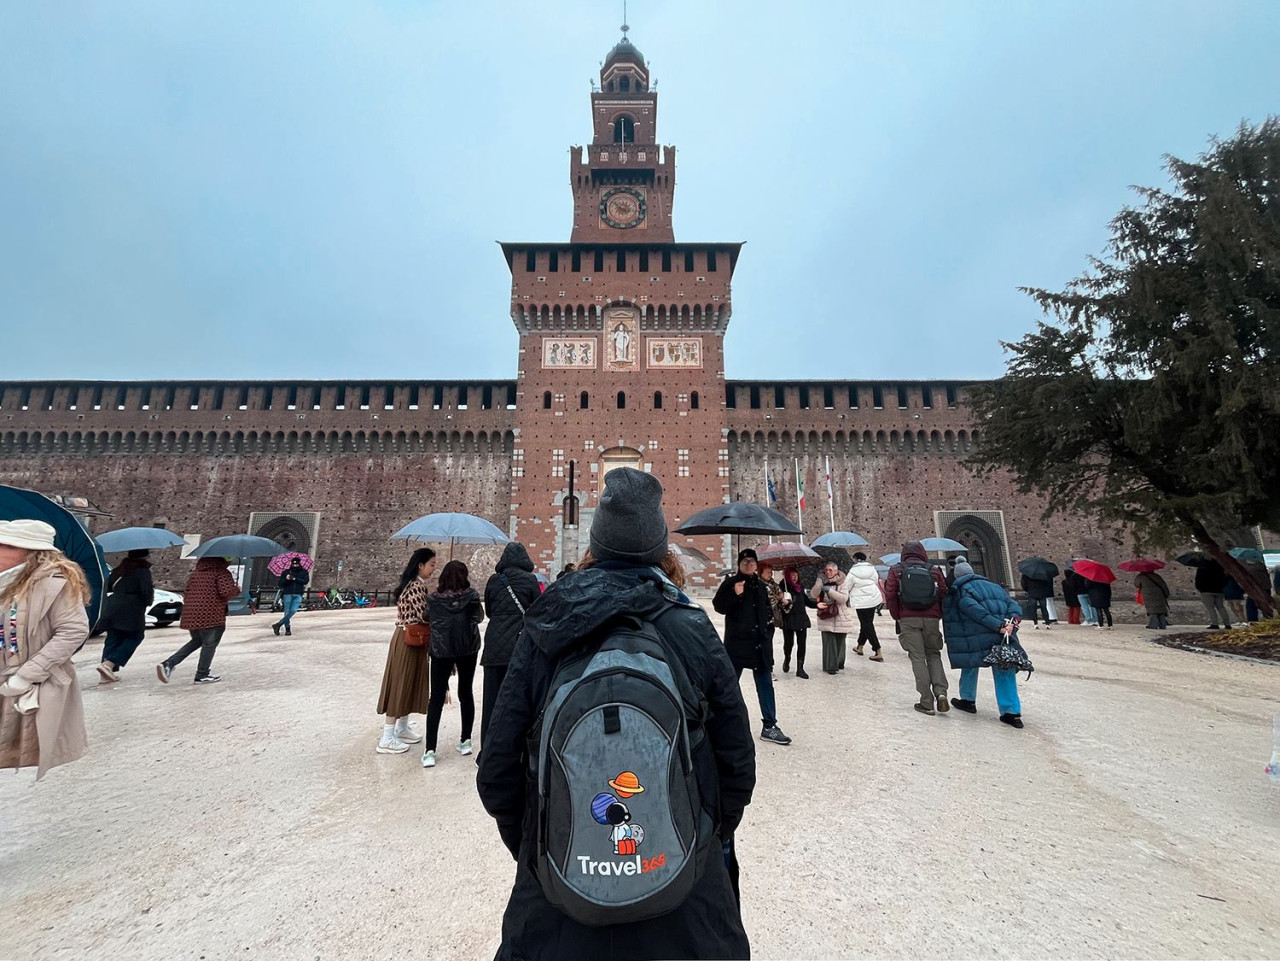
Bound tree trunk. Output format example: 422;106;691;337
1184;516;1275;619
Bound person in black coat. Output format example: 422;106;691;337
424;560;484;766
778;565;816;678
1061;567;1085;624
1086;578;1113;629
477;468;755;961
713;548;791;746
98;550;155;683
271;557;310;636
1020;574;1055;628
480;541;541;748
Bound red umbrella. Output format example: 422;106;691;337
755;542;821;568
1118;558;1166;573
1072;558;1116;583
267;551;314;576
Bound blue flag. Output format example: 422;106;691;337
766;473;777;504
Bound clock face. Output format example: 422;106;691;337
599;186;646;229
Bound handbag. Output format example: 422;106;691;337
816;583;839;620
403;622;430;647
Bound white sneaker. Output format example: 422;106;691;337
457;739;473;756
376;735;409;755
422;750;436;768
395;723;423;744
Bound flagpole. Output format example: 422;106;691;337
825;455;835;533
794;457;804;545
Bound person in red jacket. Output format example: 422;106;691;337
156;557;241;685
884;540;950;716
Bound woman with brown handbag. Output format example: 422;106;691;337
376;547;436;754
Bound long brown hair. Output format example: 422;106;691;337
576;549;686;589
0;550;92;608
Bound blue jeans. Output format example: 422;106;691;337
959;666;1021;715
736;667;777;729
1077;594;1095;623
280;593;303;625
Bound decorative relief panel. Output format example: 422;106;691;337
541;338;597;369
603;307;641;372
646;337;703;369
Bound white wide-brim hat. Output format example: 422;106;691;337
0;519;58;551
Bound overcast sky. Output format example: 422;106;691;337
3;1;1277;382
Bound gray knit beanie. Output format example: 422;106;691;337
953;560;976;579
590;467;669;564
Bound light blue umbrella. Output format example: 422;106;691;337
811;531;870;548
391;512;510;559
97;527;188;553
920;536;968;552
188;535;286;559
880;553;901;565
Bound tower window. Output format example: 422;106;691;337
848;385;859;409
654;391;663;409
707;250;717;272
922;386;933;409
823;386;834;409
684;251;695;272
617;391;626;410
526;250;536;272
619;75;630;93
617;250;626;272
572;250;581;272
580;391;589;409
691;391;700;410
662;250;671;271
594;249;604;272
549;251;559;272
872;386;884;410
612;115;635;143
897;385;909;409
946;385;958;408
725;386;735;409
543;391;552;409
750;386;761;410
639;249;649;271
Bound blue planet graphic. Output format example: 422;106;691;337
591;793;618;825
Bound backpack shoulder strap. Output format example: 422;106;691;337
498;573;525;615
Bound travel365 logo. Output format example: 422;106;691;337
578;770;666;876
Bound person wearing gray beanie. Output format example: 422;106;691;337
941;561;1028;728
953;560;975;580
589;467;669;564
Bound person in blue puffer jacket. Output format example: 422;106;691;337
942;560;1028;729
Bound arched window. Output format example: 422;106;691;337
617;391;627;410
690;391;700;410
580;391;589;409
542;391;552;409
653;391;663;410
612;115;635;144
618;75;630;92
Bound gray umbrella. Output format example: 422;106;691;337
675;503;802;537
188;535;286;559
391;511;510;560
1017;557;1060;580
811;531;870;548
97;527;188;553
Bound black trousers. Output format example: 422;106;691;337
781;628;807;668
479;662;508;751
426;654;477;751
855;608;880;651
1030;597;1051;624
102;629;145;669
163;626;225;680
1096;606;1113;627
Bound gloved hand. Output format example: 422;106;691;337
0;674;34;697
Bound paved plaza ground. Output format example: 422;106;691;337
3;605;1279;960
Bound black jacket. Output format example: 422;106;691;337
476;565;755;961
1062;570;1087;605
428;588;483;659
713;572;776;671
278;567;310;596
1194;559;1228;593
1086;580;1113;607
1021;574;1055;600
779;578;815;630
482;543;542;667
100;559;154;633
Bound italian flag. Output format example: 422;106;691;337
797;475;806;511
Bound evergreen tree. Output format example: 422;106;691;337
969;118;1280;616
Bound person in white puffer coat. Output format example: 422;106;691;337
846;553;885;662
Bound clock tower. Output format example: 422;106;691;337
570;27;675;243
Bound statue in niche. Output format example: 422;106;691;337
612;323;632;363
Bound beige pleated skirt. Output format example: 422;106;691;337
376;625;431;718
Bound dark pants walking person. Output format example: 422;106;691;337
161;627;226;682
781;628;807;674
854;608;880;653
102;629;145;670
479;663;508;751
735;668;777;729
1096;606;1113;628
820;631;847;674
426;654;478;752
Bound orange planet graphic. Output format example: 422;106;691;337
608;771;645;798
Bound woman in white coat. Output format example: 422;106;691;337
809;560;859;675
846;552;885;661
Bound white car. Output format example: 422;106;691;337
146;589;184;628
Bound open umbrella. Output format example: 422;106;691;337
391;512;510;559
676;503;802;537
811;531;869;548
668;544;714;576
1118;558;1166;573
1072;558;1116;583
880;553;901;565
96;526;187;553
1017;557;1060;580
755;542;821;568
188;535;286;559
267;551;314;576
919;537;968;553
1175;551;1206;567
0;484;109;627
1229;547;1264;564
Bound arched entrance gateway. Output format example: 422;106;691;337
940;513;1011;587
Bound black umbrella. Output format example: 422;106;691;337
1017;556;1060;580
1176;551;1207;567
675;502;803;537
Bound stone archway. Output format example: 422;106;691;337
251;516;312;590
943;514;1008;586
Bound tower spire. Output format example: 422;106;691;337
621;0;628;37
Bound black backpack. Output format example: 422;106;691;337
899;564;938;611
532;606;714;927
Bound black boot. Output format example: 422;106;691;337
796;659;809;679
285;623;292;636
782;654;791;674
272;621;281;636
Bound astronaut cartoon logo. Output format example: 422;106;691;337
591;771;646;855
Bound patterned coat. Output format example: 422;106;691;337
178;558;240;631
396;577;430;625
